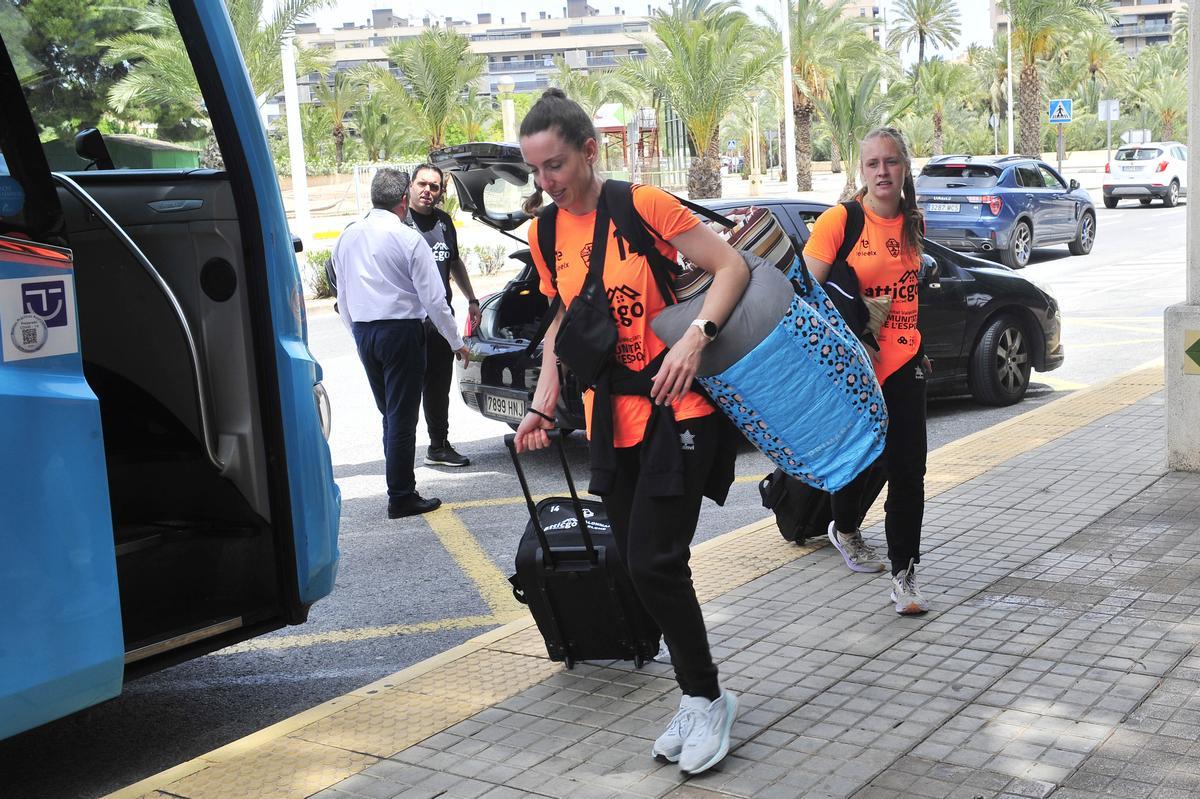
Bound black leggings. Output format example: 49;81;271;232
601;414;720;700
832;351;928;575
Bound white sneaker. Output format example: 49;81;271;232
678;690;738;775
827;521;886;573
652;694;707;762
890;560;930;615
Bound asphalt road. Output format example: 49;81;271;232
0;197;1186;799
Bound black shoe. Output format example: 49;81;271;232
387;494;441;519
425;442;469;467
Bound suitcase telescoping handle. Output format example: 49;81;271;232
503;431;599;568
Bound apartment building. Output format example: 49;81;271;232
292;1;651;99
990;0;1181;56
827;0;883;42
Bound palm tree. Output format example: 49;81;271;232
814;68;913;200
771;0;874;191
889;0;961;71
1003;0;1111;157
357;29;486;151
548;57;639;119
104;0;330;114
1065;29;1126;111
456;88;497;142
918;59;969;155
1144;77;1187;141
624;1;779;198
310;70;365;168
102;0;329;167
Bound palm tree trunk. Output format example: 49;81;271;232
831;138;842;174
918;33;925;70
688;131;723;199
1018;63;1042;157
933;110;944;156
778;117;786;182
795;100;813;192
839;168;858;202
1163;115;1175;141
334;126;345;168
201;130;223;170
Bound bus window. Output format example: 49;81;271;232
0;2;339;740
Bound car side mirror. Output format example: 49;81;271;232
919;253;940;285
74;128;114;170
1069;179;1080;191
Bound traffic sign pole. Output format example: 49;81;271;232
1057;125;1065;174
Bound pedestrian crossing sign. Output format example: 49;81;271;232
1048;99;1073;123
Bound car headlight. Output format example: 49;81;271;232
314;381;332;440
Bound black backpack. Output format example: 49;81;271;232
524;180;731;355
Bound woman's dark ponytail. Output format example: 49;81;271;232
519;87;597;215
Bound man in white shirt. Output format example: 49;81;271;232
332;169;470;519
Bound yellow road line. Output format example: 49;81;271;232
1034;375;1090;392
217;613;524;654
425;507;522;615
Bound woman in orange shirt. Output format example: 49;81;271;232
513;89;749;776
803;127;931;615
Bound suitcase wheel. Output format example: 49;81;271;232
634;653;645;669
564;655;575;670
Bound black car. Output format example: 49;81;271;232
433;143;1065;433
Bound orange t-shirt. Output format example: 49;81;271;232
803;201;921;384
530;184;714;447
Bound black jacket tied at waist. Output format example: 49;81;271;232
587;352;739;505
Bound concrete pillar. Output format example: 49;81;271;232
1165;14;1200;470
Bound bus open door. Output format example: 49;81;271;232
0;1;340;739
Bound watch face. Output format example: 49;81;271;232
703;321;718;338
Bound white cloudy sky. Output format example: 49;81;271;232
295;0;995;63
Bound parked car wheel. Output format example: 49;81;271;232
1164;180;1180;208
1001;220;1031;269
1067;211;1095;256
971;314;1032;406
1104;197;1119;209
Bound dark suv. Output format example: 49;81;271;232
916;155;1096;269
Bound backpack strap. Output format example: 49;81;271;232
524;205;563;357
836;200;865;264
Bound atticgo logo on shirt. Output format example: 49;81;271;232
431;242;450;262
606;284;644;327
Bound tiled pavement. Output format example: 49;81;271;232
116;370;1200;799
314;392;1200;799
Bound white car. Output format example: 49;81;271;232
1103;141;1188;208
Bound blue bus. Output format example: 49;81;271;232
0;3;340;739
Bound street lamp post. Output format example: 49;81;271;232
748;91;763;196
780;0;797;193
498;75;517;142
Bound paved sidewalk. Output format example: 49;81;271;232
113;364;1200;799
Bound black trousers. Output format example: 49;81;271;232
602;414;720;700
352;319;426;502
832;351;928;575
422;322;453;445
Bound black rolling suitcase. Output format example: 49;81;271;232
505;433;660;669
759;463;886;544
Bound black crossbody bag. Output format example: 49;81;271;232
552;195;619;388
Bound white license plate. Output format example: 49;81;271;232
484;393;526;422
1122;165;1143;172
929;202;960;213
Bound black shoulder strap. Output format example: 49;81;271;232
836;200;865;264
536;204;560;290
